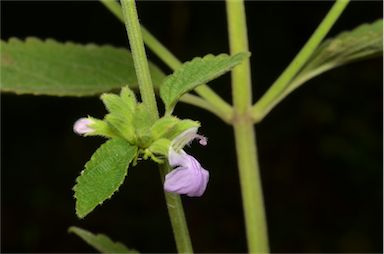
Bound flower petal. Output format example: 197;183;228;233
164;149;209;197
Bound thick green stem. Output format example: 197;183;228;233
234;120;269;253
121;0;158;121
100;0;233;122
251;0;350;122
121;1;193;252
226;0;252;114
160;165;194;253
226;0;269;252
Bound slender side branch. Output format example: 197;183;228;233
251;0;350;122
100;0;233;122
226;0;269;252
180;94;232;123
121;0;158;121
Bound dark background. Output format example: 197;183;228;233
1;1;382;253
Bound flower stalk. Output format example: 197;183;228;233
160;164;194;253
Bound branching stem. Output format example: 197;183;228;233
226;0;269;252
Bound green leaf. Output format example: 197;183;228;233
289;19;383;93
101;87;137;143
0;37;165;96
69;226;138;253
160;52;250;112
74;139;137;218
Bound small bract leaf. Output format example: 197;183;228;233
147;138;171;157
120;86;137;112
133;104;153;148
0;37;165;96
101;88;137;143
69;226;138;253
74;139;137;218
151;116;200;140
160;52;250;112
86;116;119;139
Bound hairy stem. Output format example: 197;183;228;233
251;0;350;122
121;1;193;252
226;0;269;252
121;0;158;121
100;0;233;122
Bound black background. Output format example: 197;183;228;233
1;1;383;253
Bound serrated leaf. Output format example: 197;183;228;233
0;37;165;96
290;19;383;93
74;139;137;218
160;52;250;112
69;226;138;253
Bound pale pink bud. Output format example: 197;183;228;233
73;118;94;136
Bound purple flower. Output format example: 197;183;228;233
164;149;209;197
73;118;94;135
164;128;209;197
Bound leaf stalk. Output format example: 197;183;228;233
251;0;350;123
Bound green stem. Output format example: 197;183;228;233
160;165;194;253
121;1;193;252
234;120;269;253
181;94;231;124
100;0;233;122
251;0;349;122
255;64;333;122
226;0;269;252
121;0;158;121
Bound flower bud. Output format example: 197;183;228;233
73;118;94;136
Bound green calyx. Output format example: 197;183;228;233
86;86;200;164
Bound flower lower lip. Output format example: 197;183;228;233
164;148;209;197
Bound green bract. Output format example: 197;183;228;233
87;86;200;155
